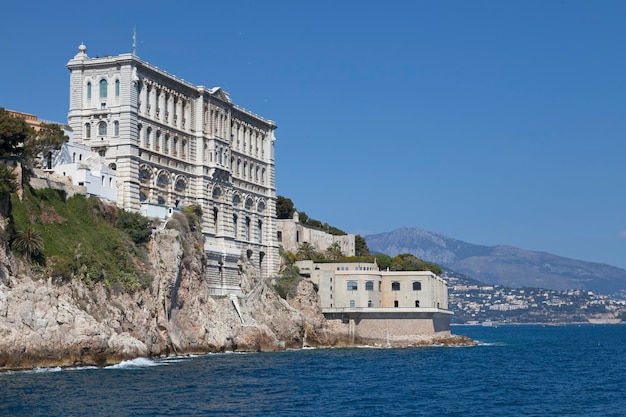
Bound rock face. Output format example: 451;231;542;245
0;227;471;372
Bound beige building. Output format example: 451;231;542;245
276;211;355;256
296;260;452;344
66;44;279;294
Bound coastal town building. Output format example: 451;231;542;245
47;141;118;203
296;260;452;343
65;44;279;294
276;211;355;256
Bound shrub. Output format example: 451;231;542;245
116;210;152;244
273;265;302;299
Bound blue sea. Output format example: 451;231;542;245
2;324;625;416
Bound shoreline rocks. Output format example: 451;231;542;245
0;228;474;373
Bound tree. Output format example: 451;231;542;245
298;211;309;224
296;242;319;261
278;245;297;273
389;253;442;274
276;196;295;219
23;122;68;168
325;241;343;261
374;253;392;270
0;107;33;157
0;163;17;195
355;234;370;256
12;227;44;262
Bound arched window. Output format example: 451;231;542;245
139;168;150;183
85;123;91;138
157;172;168;187
350;300;356;308
347;281;358;291
98;121;107;136
87;82;92;99
115;80;120;97
413;281;422;291
181;140;186;159
245;217;251;240
99;79;108;98
155;131;161;150
368;300;372;308
392;281;401;291
113;121;119;136
213;207;219;233
164;134;169;154
233;214;238;238
365;281;374;291
257;220;263;243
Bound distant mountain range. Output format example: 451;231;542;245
365;227;626;296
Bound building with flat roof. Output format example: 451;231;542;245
66;44;279;294
276;211;355;257
296;260;453;344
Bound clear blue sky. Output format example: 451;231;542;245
1;1;625;268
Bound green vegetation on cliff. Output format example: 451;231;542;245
10;187;152;291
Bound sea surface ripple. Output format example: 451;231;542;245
1;324;625;416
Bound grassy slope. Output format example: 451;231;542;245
10;187;149;290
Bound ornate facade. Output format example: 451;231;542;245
66;44;279;294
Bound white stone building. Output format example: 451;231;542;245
66;44;279;294
276;211;355;256
48;141;118;203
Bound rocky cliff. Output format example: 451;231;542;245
0;223;346;371
0;221;473;372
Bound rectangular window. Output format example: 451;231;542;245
277;231;282;242
365;281;374;291
394;300;399;308
392;281;401;291
347;281;358;291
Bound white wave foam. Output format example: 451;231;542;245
106;357;160;369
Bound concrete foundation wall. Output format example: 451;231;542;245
324;311;452;345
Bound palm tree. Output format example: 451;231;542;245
325;241;343;261
12;227;44;262
296;242;318;261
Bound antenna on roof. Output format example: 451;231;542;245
132;27;137;55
